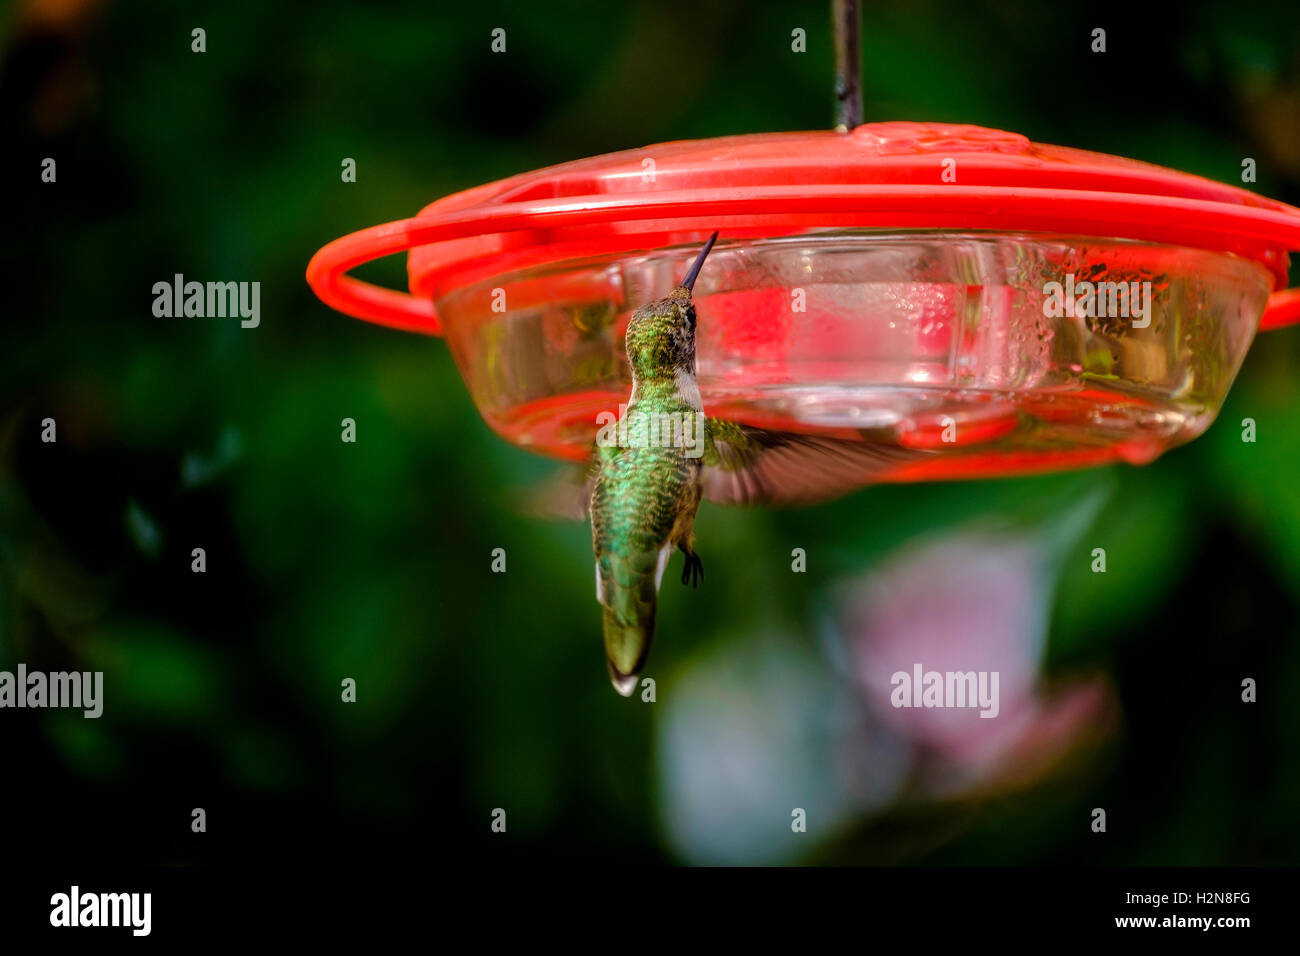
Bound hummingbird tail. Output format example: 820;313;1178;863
602;604;655;697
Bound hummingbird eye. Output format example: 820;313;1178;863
685;305;696;329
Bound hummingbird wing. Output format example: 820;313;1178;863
517;436;616;521
521;459;598;520
701;418;927;507
525;420;927;515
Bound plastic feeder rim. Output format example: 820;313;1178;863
306;122;1300;336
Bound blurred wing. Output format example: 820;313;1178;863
516;444;604;521
702;418;927;507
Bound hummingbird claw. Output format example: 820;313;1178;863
679;550;704;589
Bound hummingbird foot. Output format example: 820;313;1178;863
679;547;703;589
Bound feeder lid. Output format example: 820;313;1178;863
307;121;1300;334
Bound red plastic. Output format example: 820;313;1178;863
307;122;1300;335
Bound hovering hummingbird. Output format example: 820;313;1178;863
579;233;924;695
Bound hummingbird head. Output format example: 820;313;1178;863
624;232;718;382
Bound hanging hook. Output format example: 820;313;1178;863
832;0;862;132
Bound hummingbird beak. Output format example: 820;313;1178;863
680;231;719;293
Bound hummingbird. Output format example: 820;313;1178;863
585;233;925;695
589;233;717;695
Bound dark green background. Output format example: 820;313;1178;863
3;0;1299;865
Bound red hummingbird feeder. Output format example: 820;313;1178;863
306;8;1300;485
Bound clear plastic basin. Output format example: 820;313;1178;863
434;231;1270;480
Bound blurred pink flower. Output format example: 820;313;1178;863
838;529;1115;793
